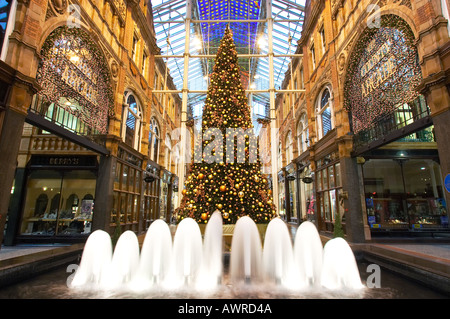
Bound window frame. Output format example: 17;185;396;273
316;86;334;139
122;90;142;151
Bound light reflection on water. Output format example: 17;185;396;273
0;262;446;299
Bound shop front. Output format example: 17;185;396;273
315;150;343;233
143;160;161;229
296;159;315;223
344;14;450;236
361;131;449;234
17;155;98;242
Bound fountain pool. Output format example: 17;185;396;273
0;213;446;299
69;213;364;294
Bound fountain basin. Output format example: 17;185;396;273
70;216;364;294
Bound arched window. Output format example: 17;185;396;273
317;87;334;139
122;91;142;150
285;131;293;164
164;134;172;170
297;113;309;154
149;117;160;163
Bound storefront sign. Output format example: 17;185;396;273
29;155;98;169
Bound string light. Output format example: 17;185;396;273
344;15;422;134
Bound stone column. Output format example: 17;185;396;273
0;107;27;246
3;168;27;246
339;156;366;243
92;154;116;234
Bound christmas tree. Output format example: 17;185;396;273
175;27;277;225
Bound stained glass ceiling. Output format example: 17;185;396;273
151;0;305;127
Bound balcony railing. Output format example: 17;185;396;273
354;96;431;149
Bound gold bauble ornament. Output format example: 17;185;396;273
220;185;227;192
238;191;244;198
217;203;223;209
201;213;208;220
223;212;229;219
198;173;204;179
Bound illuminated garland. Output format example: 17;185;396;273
344;15;422;134
36;26;114;135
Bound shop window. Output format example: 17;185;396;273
143;165;161;227
34;194;48;217
112;149;142;226
149;117;160;163
364;158;448;230
317;87;334;139
299;165;315;222
316;157;342;231
123;91;142;150
21;170;96;236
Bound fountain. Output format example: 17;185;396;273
131;219;173;290
199;211;223;288
169;217;204;288
70;214;365;295
262;217;295;287
229;216;263;284
70;229;112;289
321;237;364;290
101;230;140;290
293;221;323;289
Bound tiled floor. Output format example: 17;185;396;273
379;244;450;261
0;245;63;261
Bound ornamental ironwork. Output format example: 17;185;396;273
35;26;114;135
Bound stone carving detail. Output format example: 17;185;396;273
111;60;119;80
49;0;68;15
111;0;126;23
337;52;346;73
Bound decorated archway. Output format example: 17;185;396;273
344;14;424;137
33;26;114;136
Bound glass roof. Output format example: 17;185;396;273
151;0;305;129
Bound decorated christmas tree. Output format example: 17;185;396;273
175;27;277;225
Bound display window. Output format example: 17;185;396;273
111;148;143;228
298;165;315;222
363;158;448;230
315;153;342;232
21;170;96;236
